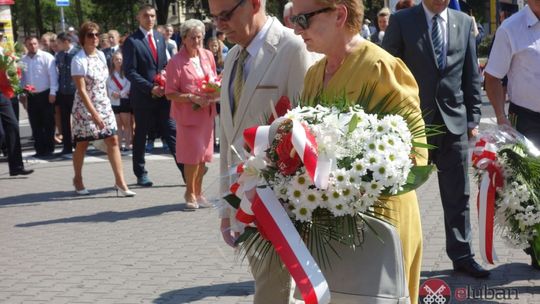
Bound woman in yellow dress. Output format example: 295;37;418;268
291;0;428;303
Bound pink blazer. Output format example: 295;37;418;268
165;46;217;126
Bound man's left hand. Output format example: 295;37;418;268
48;95;56;104
468;126;479;139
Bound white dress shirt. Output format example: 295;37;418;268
138;26;171;61
228;17;273;105
21;49;59;95
485;5;540;113
423;2;449;68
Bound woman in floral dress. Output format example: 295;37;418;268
71;21;135;197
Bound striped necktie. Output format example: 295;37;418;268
232;49;248;116
431;14;444;70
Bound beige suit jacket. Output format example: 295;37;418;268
218;17;314;229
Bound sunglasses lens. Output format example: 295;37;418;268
292;15;308;30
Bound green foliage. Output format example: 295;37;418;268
478;34;494;58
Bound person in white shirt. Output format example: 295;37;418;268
20;36;59;158
107;51;133;151
484;1;540;270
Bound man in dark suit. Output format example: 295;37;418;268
0;93;34;176
383;0;488;278
55;32;79;155
122;4;184;187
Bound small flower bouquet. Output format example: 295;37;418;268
472;127;540;265
0;42;26;98
152;70;166;98
224;90;437;303
192;74;221;110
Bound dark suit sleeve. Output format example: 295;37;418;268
461;18;482;125
122;37;153;94
382;14;404;58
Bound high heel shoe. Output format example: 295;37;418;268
114;185;136;197
73;178;89;195
184;193;199;210
196;195;212;208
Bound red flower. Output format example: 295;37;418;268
153;70;166;88
198;74;222;94
275;132;302;176
23;84;36;94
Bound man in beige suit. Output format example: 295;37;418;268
208;0;313;303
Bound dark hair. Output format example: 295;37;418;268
24;35;39;43
57;32;73;43
395;0;415;11
138;4;156;13
79;21;100;46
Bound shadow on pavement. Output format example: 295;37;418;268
15;203;189;227
0;187;120;206
153;281;254;303
422;263;540;297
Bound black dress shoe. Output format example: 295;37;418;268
10;168;34;176
453;258;490;278
137;175;153;187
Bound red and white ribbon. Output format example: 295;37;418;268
290;120;330;189
239;187;331;304
472;138;503;264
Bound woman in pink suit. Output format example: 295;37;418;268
165;19;218;210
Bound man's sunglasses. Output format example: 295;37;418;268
210;0;246;23
290;7;334;30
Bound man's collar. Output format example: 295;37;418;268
422;2;448;22
244;17;272;58
525;5;540;28
139;26;153;36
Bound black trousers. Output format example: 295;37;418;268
509;102;540;146
56;93;75;153
0;96;24;173
132;102;184;180
428;113;473;262
27;90;55;155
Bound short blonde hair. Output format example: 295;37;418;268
315;0;364;33
180;19;205;39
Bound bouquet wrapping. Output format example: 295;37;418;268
225;94;435;304
472;127;540;265
192;74;221;110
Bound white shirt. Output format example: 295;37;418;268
107;71;131;106
423;2;448;68
21;49;59;95
139;26;171;61
485;5;540;112
244;17;273;78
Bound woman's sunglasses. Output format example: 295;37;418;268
86;32;100;38
290;7;334;30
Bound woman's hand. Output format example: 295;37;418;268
112;91;121;99
92;113;105;130
191;93;210;108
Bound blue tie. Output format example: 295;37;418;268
432;15;444;70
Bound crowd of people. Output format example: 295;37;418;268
1;0;539;303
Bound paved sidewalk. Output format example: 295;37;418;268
1;103;539;303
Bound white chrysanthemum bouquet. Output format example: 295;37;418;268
271;105;414;222
472;128;540;265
